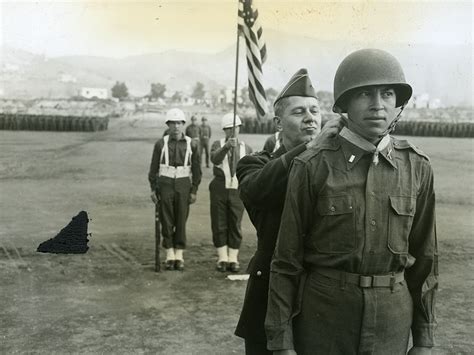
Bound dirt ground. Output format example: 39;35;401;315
1;113;473;354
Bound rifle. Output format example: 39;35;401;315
154;202;161;272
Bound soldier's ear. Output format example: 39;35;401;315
273;116;282;131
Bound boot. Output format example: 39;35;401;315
216;246;228;272
165;248;175;270
228;248;240;273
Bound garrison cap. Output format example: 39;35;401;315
273;68;318;106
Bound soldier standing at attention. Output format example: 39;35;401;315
234;68;343;354
148;108;202;271
199;116;212;168
209;113;253;273
265;49;438;355
185;115;201;139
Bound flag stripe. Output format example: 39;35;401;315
238;0;268;117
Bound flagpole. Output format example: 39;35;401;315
232;26;240;137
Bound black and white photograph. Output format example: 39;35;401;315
1;0;472;353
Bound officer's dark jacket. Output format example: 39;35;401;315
234;142;307;341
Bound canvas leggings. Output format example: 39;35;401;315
293;270;413;355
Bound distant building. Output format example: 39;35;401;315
2;63;20;72
60;73;77;83
219;87;243;105
410;93;443;109
80;87;108;100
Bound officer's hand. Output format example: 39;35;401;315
189;193;197;204
306;117;345;149
225;138;238;149
273;350;297;355
150;191;159;204
407;347;432;355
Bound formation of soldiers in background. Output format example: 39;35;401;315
149;108;255;272
0;113;109;131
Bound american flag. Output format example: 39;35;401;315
238;0;268;118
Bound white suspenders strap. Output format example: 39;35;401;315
183;136;192;167
218;139;247;189
160;135;170;165
159;135;192;179
273;131;281;152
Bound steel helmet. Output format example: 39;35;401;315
221;113;242;129
165;108;186;123
333;48;412;113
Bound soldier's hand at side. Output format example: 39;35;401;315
407;347;432;355
189;193;197;204
150;191;159;204
273;350;297;355
306;117;345;149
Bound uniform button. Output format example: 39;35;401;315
330;206;336;212
349;206;353;210
256;271;262;276
370;219;376;226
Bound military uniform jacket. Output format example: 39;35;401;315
148;134;202;194
265;134;438;350
234;142;308;341
185;123;201;139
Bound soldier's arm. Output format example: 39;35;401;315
265;159;314;351
210;140;229;165
148;140;163;193
190;139;202;194
405;160;438;348
236;143;307;208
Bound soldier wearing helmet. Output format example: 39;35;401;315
148;108;202;271
235;68;343;355
209;112;253;273
266;50;438;355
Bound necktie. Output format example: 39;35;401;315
340;127;391;165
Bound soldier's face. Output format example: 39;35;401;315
346;85;398;143
279;96;321;147
167;121;185;138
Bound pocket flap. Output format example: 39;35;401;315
318;195;354;216
389;196;416;216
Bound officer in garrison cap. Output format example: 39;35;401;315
234;68;343;354
148;108;202;271
209;113;253;273
265;49;438;355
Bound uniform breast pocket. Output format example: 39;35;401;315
388;196;416;254
314;195;356;254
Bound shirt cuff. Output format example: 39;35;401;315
412;323;436;347
266;325;295;351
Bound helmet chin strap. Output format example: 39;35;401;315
334;104;406;140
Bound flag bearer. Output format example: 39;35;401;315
210;113;253;272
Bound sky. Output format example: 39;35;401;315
1;0;472;58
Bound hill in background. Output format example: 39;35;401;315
1;29;472;107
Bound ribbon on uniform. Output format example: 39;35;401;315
340;127;391;166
